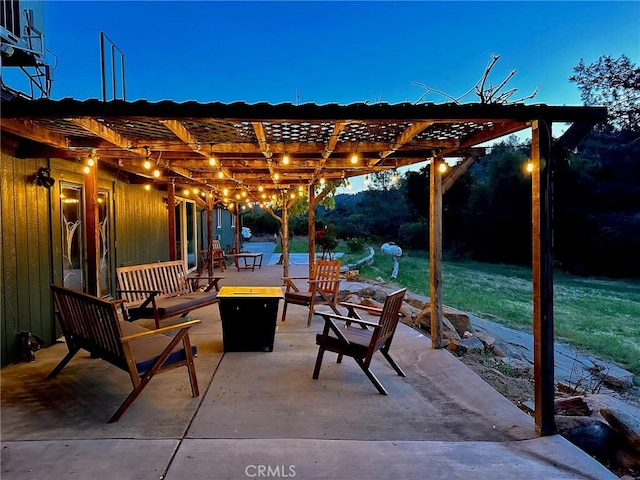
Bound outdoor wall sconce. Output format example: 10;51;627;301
34;167;55;188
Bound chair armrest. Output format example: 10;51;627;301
314;310;380;330
339;302;382;316
282;276;310;292
120;319;201;343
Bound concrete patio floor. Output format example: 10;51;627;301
0;263;617;479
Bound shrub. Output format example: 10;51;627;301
345;237;366;254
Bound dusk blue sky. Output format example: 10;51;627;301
12;1;640;106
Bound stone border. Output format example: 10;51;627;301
341;246;375;272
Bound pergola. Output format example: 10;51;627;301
0;97;607;434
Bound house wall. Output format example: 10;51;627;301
113;181;169;267
1;150;55;366
1;148;171;366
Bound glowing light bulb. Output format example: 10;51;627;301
217;171;224;179
350;154;358;164
274;173;280;181
192;188;199;195
241;191;247;197
319;178;326;185
526;161;533;173
209;156;216;167
83;166;91;174
282;155;290;165
438;162;448;173
153;169;161;178
87;157;95;167
144;184;151;191
143;160;151;170
258;185;264;192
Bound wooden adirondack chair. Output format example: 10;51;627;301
281;260;341;327
312;288;407;395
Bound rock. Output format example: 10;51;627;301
556;416;615;458
375;276;385;283
588;362;635;390
474;331;496;347
600;407;640;451
448;337;484;355
416;308;462;341
554;396;592;416
417;304;470;336
344;270;359;281
399;303;422;322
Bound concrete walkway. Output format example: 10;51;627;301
0;264;617;480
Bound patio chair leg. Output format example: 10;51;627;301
47;346;80;379
312;348;326;379
281;301;289;322
306;307;315;327
381;349;406;377
355;358;388;395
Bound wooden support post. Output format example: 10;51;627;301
167;183;177;261
531;119;556;436
84;162;100;296
308;184;316;277
234;207;240;252
429;157;444;348
281;190;290;278
206;198;214;277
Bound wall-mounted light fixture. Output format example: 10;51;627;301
34;167;55;188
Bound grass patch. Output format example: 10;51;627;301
359;252;640;375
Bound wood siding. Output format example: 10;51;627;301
113;182;169;266
1;152;54;365
1;152;171;366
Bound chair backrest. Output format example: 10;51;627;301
313;260;341;296
51;284;125;363
211;239;223;252
372;288;407;348
116;260;191;303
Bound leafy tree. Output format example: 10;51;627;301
569;54;640;132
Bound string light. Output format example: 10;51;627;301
526;160;533;173
83;165;91;174
144;184;151;191
153;169;161;178
319;177;326;185
217;171;224;179
438;162;448;173
350;153;358;165
208;144;216;167
273;173;280;181
282;154;290;165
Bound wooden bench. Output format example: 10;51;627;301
116;260;222;329
49;285;200;423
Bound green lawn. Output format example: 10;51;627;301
358;250;640;376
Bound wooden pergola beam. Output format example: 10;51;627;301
375;121;434;165
161;119;207;157
0;118;69;149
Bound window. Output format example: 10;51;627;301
60;182;84;292
216;208;222;229
175;198;198;272
98;189;111;297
